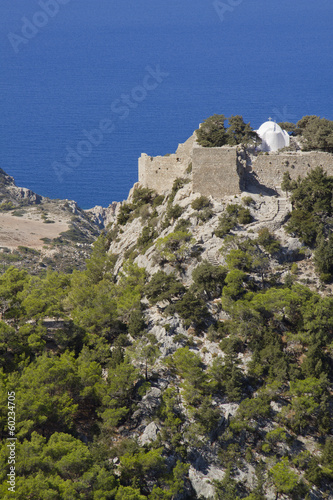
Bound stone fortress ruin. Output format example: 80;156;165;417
138;120;333;198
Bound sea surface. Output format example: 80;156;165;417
0;0;332;208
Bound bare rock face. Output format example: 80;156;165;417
132;387;162;424
0;168;107;272
0;168;16;186
9;186;43;205
0;169;43;206
97;172;331;499
189;466;225;498
138;421;159;445
85;201;119;228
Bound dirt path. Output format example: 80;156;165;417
0;214;69;249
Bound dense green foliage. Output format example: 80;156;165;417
117;187;161;226
256;228;281;255
191;261;227;299
196;114;260;148
285;167;333;281
278;115;333;152
297;115;333;152
145;271;185;305
215;204;252;237
0;173;332;499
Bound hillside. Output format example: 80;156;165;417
0;168;113;273
0;166;332;499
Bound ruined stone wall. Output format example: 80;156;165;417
192;146;241;199
175;133;196;158
138;129;333;198
138;134;195;193
252;151;333;190
138;154;188;193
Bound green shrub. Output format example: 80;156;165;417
192;261;227;298
12;209;25;217
215;204;252;237
278;121;297;134
167;347;206;390
0;252;21;263
242;196;255;206
285;167;333;246
227;114;260;146
222;269;246;300
131;186;156;206
186;162;192;174
0;200;15;211
128;310;146;337
173;333;188;344
196;114;228;147
225;249;252;271
297;115;333;152
168;178;189;204
119;448;165;490
194;207;214;222
196;114;259;148
281;171;297;193
215;213;237;237
167;204;184;221
322;437;333;468
210;352;243;401
314;234;333;281
137;226;157;251
256;228;281;254
145;271;185;304
174;218;191;232
261;443;271;454
265;427;287;448
155;231;194;264
237;207;252;224
117;187;160;226
269;457;298;496
175;291;209;328
152;194;164;207
138;204;151;222
230;396;271;432
304;459;323;486
162;204;185;229
191;195;211;211
59;225;92;243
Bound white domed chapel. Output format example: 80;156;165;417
256;119;290;152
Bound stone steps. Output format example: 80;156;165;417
246;198;291;232
207;251;220;267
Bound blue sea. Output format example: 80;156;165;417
0;0;332;208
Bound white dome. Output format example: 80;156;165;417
256;120;290;152
257;121;284;137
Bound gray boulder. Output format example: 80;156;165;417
139;421;159;445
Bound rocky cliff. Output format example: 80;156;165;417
101;176;333;499
0;169;103;273
0;167;332;499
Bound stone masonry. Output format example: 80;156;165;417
192;146;241;198
251;151;333;191
138;134;195;193
138;133;333;198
